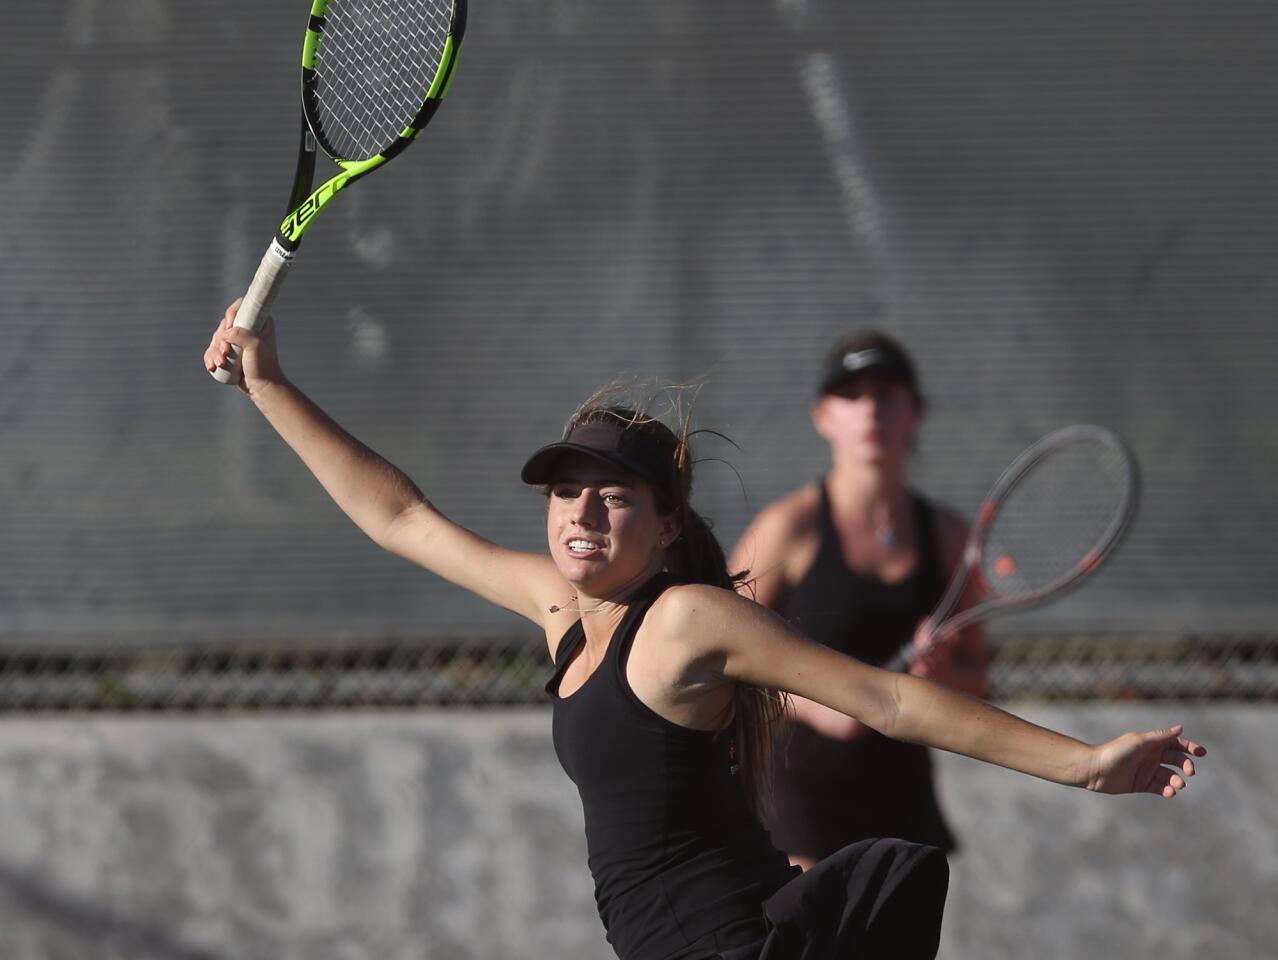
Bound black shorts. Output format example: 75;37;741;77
715;837;949;960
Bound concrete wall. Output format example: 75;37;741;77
0;704;1269;960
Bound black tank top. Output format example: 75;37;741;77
547;574;799;960
768;482;957;857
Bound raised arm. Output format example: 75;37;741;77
664;584;1204;797
203;301;563;625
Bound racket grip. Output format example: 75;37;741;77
883;648;911;673
210;239;294;384
883;615;948;673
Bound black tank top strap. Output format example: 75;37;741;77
817;476;836;533
607;573;676;704
544;575;673;698
812;477;844;567
545;621;585;695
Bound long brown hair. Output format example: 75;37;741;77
561;385;787;820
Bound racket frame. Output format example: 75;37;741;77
887;424;1139;670
211;0;466;384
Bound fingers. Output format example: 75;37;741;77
205;325;248;373
1178;736;1206;757
1145;766;1188;799
1147;770;1173;799
1148;726;1203;797
1162;745;1199;775
1163;750;1196;777
1161;727;1205;754
204;332;230;373
203;300;267;374
1148;726;1205;755
1154;727;1206;762
223;324;260;347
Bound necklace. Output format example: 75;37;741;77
548;596;605;615
547;569;658;616
872;501;902;549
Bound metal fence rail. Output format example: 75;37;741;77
1;633;1273;711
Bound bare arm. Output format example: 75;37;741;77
664;585;1204;796
729;487;868;739
203;302;562;625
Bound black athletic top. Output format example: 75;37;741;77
546;574;800;960
768;482;957;858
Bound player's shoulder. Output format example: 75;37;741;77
649;580;757;639
747;482;823;542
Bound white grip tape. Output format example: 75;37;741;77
210;238;294;384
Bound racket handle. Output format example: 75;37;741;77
883;647;911;673
210;238;294;384
884;609;977;673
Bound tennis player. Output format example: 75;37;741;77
203;305;1205;960
730;330;984;870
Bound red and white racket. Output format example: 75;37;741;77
887;424;1140;671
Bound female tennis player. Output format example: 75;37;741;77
203;304;1205;960
729;330;984;870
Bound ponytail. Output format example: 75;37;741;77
667;506;786;822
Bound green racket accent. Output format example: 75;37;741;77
302;0;329;67
303;27;322;68
281;3;463;244
440;45;461;98
278;155;382;244
426;35;459;99
212;0;465;386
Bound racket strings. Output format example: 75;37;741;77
982;439;1134;596
313;0;453;160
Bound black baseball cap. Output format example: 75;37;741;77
521;419;676;490
816;331;918;396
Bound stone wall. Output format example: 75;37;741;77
0;704;1267;960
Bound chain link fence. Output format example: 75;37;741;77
1;632;1274;712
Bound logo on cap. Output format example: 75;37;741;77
842;348;889;373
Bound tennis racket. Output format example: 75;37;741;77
886;424;1139;671
211;0;466;384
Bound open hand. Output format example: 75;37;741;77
1087;725;1206;797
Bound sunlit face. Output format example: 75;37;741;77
812;374;922;467
545;453;678;592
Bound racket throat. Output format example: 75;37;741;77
277;156;380;247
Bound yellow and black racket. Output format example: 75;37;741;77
887;425;1140;671
211;0;465;384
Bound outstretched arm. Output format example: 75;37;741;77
203;301;563;625
728;487;865;738
666;584;1204;796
